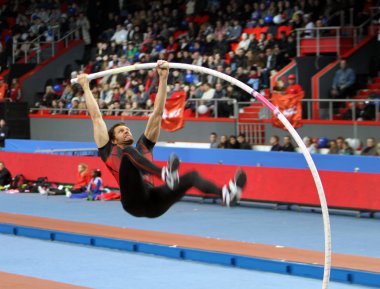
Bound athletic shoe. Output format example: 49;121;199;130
65;188;72;198
38;186;47;195
162;153;180;190
222;169;247;207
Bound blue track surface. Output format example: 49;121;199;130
0;193;379;258
0;235;371;289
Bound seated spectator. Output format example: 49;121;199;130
60;84;74;103
270;135;281;151
303;136;318;154
281;135;296;152
69;99;80;115
327;140;339;154
67;169;103;200
376;143;380;157
237;32;251;51
330;59;356;111
247;66;260;91
237;134;251;149
361;137;377;156
340;140;354;155
71;163;92;192
0;161;12;187
209;132;218;148
217;134;229;149
336;136;345;153
227;135;240;149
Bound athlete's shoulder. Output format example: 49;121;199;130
136;133;155;152
98;140;113;161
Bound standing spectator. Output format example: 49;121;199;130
270;135;281;151
237;134;251;149
0;76;8;101
76;13;91;45
281;135;296;152
261;48;277;88
0;161;12;187
209;132;218;148
9;78;21;102
0;119;9;148
330;59;356;110
361;137;377;156
285;74;303;94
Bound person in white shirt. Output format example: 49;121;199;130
111;24;128;45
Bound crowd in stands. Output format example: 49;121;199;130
0;0;88;71
269;135;380;156
8;0;370;119
209;131;380;156
210;130;380;155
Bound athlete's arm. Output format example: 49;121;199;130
144;60;169;143
77;74;109;148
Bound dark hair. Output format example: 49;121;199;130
108;122;126;141
92;169;102;178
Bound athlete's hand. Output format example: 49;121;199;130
77;73;90;88
157;60;169;78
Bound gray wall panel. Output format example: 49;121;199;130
30;118;237;142
31;117;378;145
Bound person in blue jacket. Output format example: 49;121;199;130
68;169;103;200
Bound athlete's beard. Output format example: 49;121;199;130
121;138;134;146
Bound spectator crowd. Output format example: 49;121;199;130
0;0;368;118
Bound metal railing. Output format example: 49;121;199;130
30;98;380;122
31;98;240;118
249;98;380;122
295;7;380;57
12;27;80;64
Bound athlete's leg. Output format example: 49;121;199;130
122;147;180;189
118;155;151;217
144;170;247;218
122;146;161;176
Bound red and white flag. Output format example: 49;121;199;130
272;91;304;130
161;91;186;132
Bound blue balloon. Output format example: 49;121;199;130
68;7;76;15
318;137;329;148
185;73;194;84
264;15;273;23
53;84;62;92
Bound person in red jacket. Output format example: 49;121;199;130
72;163;92;190
285;74;303;94
0;76;9;101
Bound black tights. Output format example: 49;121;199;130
119;147;222;218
